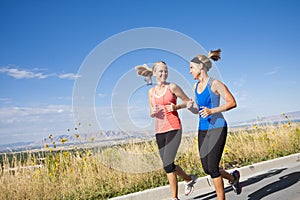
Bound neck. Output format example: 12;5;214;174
198;71;209;83
156;80;167;87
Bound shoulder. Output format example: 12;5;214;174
169;82;177;90
210;79;226;93
168;82;183;93
211;79;224;88
148;87;155;95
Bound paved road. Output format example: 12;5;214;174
111;154;300;200
180;162;300;200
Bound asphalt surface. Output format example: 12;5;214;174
110;153;300;200
180;162;300;200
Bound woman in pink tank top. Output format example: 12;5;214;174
136;61;197;200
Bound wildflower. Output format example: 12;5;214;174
224;147;229;154
271;143;275;147
87;149;92;156
49;134;53;139
67;128;70;132
45;144;49;148
90;137;94;142
50;148;53;152
60;138;67;144
75;127;78;131
75;133;79;139
63;152;69;157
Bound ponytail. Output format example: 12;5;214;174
208;49;221;61
190;48;221;71
135;64;153;85
135;61;167;85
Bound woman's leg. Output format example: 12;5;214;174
175;165;192;182
205;127;228;199
156;130;182;199
212;176;225;200
167;171;178;198
220;168;235;183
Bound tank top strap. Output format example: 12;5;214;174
207;77;215;87
195;81;199;92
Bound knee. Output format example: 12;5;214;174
164;163;176;173
202;165;220;178
208;168;220;178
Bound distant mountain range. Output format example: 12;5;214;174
0;130;154;153
1;111;300;153
230;111;300;128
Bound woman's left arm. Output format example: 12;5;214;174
210;80;237;114
166;83;190;112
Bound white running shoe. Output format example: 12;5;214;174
184;174;197;196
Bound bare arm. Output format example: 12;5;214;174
200;80;236;118
148;88;156;118
167;83;199;114
186;82;199;114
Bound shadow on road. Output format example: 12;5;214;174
248;171;300;199
193;168;287;200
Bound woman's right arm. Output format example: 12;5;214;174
148;88;156;118
187;83;199;114
187;99;199;114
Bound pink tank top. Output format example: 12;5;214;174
152;84;181;133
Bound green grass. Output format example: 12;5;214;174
0;121;299;199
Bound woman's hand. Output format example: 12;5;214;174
166;103;177;112
187;99;199;114
199;106;212;118
150;106;157;117
186;99;194;109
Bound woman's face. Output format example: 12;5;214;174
154;62;168;83
189;62;201;80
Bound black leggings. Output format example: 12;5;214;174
155;129;182;173
198;127;227;178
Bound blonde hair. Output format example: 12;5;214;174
191;49;221;71
135;61;167;85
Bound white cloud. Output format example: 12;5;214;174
0;105;75;145
0;66;80;80
97;93;107;98
265;67;280;75
0;98;11;104
58;73;81;80
0;67;48;79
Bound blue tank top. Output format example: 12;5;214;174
195;77;227;130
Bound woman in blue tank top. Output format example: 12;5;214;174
187;49;242;200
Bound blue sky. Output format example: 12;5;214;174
1;0;300;145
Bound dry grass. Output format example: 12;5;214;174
0;121;299;199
